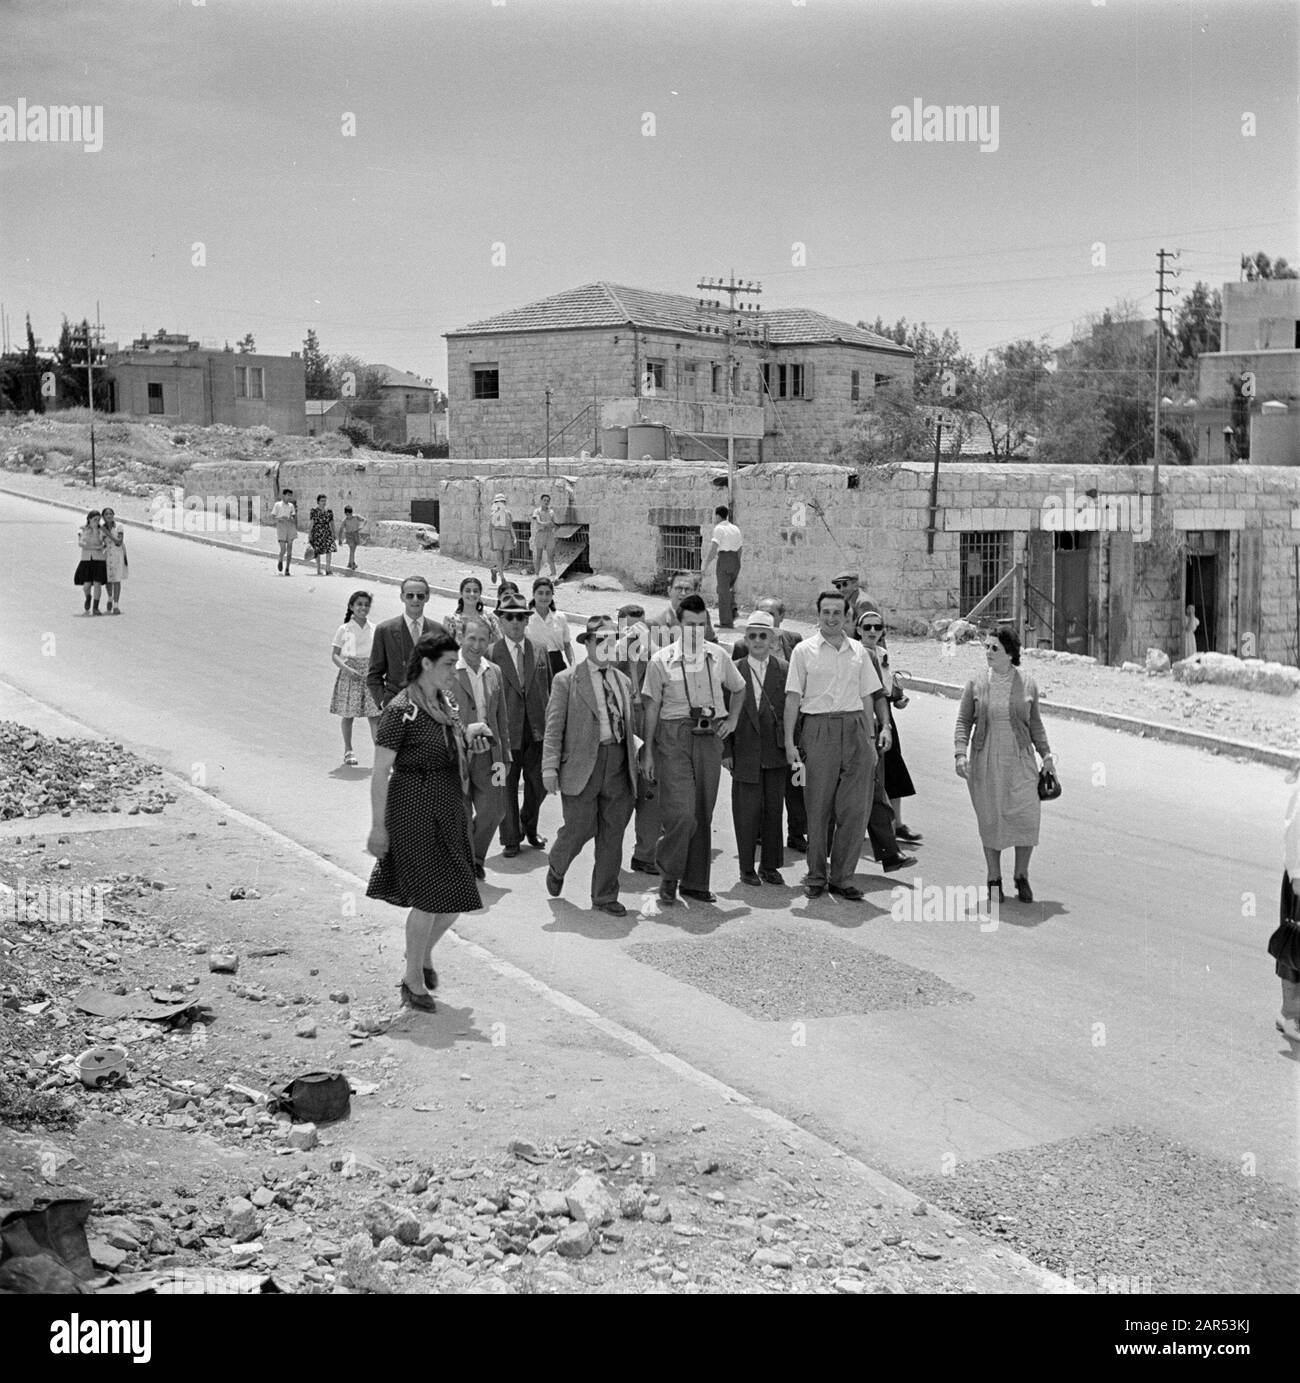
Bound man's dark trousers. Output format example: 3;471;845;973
715;550;741;628
548;743;634;905
655;721;723;892
501;718;544;849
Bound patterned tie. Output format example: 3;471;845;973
599;668;624;743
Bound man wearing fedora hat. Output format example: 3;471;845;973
724;610;789;885
487;492;514;584
541;615;639;917
831;571;864;630
491;595;551;858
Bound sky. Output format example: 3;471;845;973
1;0;1296;388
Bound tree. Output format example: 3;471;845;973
830;389;935;470
1240;251;1298;281
302;328;334;399
237;333;256;353
964;338;1052;460
863;316;973;401
1172;281;1221;378
0;316;47;413
332;354;386;425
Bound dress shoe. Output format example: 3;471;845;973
545;867;563;897
758;868;785;886
986;879;1004;903
593;900;628;917
680;888;717;903
828;883;865;901
502;845;520;858
740;870;762;886
786;835;808;853
1276;1014;1300;1042
399;981;436;1013
895;825;924;843
804;883;827;898
657;879;679;906
474;863;486;880
1014;875;1034;903
630;857;659;874
527;835;548;850
423;967;439;991
881;853;916;872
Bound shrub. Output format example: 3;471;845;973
338;420;374;448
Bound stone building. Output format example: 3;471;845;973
182;451;1300;668
443;282;913;465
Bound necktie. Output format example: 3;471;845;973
599;669;623;743
513;640;523;681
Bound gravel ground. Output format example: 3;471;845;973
626;925;973;1021
911;1124;1300;1294
4;464;1297;756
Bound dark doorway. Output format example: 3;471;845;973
1053;532;1090;654
410;499;440;530
1185;554;1217;652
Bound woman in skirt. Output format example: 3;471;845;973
74;510;107;615
366;631;494;1012
526;576;574;676
309;494;337;576
101;508;127;615
330;590;381;765
856;609;920;843
271;489;298;574
443;575;501;644
1268;782;1300;1042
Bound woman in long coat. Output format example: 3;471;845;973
954;627;1057;903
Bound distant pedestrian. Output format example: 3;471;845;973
330;589;381;765
830;570;864;629
308;495;336;575
856;609;920;844
1268;782;1300;1043
488;492;514;584
653;569;717;644
614;603;659;875
367;575;433;710
453;616;512;880
725;610;789;886
784;588;890;901
526;576;575;676
74;510;107;615
338;506;365;570
101;508;127;616
954;627;1057;905
702;505;743;629
444;575;501;645
1183;605;1200;659
491;595;551;857
271;489;298;574
530;493;559;578
642;594;744;905
542;615;639;917
366;631;491;1012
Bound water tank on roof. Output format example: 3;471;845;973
627;424;670;461
601;427;628;459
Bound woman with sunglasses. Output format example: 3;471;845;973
526;576;575;677
856;610;919;843
954;626;1056;903
443;574;501;645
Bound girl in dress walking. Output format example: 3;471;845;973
443;575;501;644
271;489;298;574
330;590;381;765
101;508;127;615
74;510;107;615
525;576;574;676
309;494;337;576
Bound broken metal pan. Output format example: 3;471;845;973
75;1045;128;1088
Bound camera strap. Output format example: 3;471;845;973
678;648;716;717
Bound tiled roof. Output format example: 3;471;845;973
919;406;1038;457
446;282;910;354
370;365;437;390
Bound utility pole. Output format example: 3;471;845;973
544;384;552;478
695;272;764;519
73;313;106;487
1153;248;1178;496
926;411;946;555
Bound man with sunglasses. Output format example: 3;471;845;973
367;576;433;709
830;571;864;630
491;596;551;858
724;610;789;886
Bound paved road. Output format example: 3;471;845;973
2;490;1294;1198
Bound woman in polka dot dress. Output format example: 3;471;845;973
366;631;493;1011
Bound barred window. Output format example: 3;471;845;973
472;365;499;400
657;525;702;573
960;531;1012;619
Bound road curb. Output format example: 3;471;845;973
6;481;1297;772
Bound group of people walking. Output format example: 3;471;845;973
355;564;1060;1012
73;508;128;615
272;489;367;576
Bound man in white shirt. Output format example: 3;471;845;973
454;617;512;879
642;595;745;905
702;505;744;629
784;589;893;901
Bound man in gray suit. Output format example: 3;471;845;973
542;615;639;918
366;575;432;709
491;596;551;857
454;616;512;880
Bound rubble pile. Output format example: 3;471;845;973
0;724;174;820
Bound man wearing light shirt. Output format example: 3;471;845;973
784;589;893;901
702;505;743;629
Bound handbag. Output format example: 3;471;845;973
1037;766;1061;800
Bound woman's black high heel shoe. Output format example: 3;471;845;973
986;879;1004;903
1014;875;1034;903
400;980;436;1012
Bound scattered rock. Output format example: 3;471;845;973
565;1172;615;1226
208;951;239;974
287;1123;318;1152
619;1184;647;1221
223;1197;261;1242
555;1223;595;1258
752;1247;795;1269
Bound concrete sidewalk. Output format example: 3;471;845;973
5;474;1297;771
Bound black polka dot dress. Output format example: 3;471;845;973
366;691;482;914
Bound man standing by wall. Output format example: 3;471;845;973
487;492;514;584
455;616;512;879
703;505;744;629
530;493;559;578
784;589;892;901
491;595;550;858
642;594;745;906
542;616;639;918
